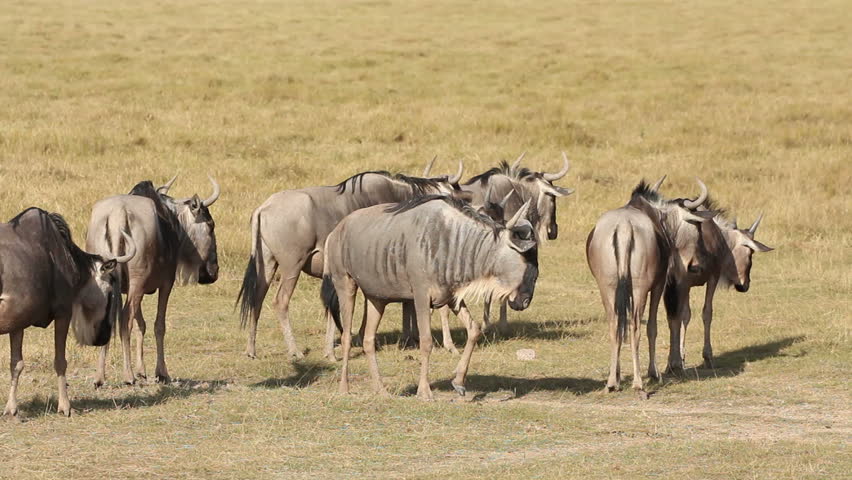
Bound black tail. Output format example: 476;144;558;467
236;255;259;329
321;275;342;333
614;276;633;338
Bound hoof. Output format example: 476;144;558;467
352;336;364;348
323;353;338;362
605;384;619;393
289;351;306;361
451;382;466;397
58;406;72;417
155;374;171;384
245;352;257;360
3;407;17;417
123;379;136;386
702;358;715;369
93;380;105;389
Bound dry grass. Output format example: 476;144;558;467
0;0;849;478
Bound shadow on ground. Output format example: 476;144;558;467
18;378;226;419
250;360;334;389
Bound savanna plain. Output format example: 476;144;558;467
0;1;849;478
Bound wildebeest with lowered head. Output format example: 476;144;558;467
322;195;538;400
586;177;711;395
237;161;465;361
86;176;220;386
1;208;135;417
663;194;774;372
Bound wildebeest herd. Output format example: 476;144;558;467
0;154;773;416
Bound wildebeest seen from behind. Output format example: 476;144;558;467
322;195;539;400
663;195;774;372
586;178;711;395
1;208;135;417
86;176;220;386
237;162;465;361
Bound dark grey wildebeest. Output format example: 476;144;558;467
1;208;135;416
663;196;773;372
87;177;220;386
587;178;712;395
237;163;465;361
322;195;538;400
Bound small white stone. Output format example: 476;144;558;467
516;349;536;361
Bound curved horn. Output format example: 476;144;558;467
500;189;515;208
156;174;178;195
748;213;764;235
202;174;220;207
510;151;526;176
114;230;137;264
423;155;437;177
543;152;571;182
650;174;667;192
506;199;532;229
447;159;464;184
683;178;708;209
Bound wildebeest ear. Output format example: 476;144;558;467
683;209;715;223
452;190;474;203
542;184;574;197
189;194;202;213
100;259;117;274
749;238;774;252
508;222;536;252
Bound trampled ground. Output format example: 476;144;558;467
0;1;849;478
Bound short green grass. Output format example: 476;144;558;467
0;0;849;478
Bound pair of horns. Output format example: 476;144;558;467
158;174;221;207
651;175;708;210
422;157;464;184
483;184;515;209
511;151;571;181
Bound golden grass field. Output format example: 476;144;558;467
1;0;850;478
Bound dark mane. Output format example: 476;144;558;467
128;180;181;261
385;194;501;235
335;171;446;195
701;194;729;218
9;207;97;285
463;160;535;186
630;179;663;204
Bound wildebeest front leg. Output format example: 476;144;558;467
323;310;338;361
120;293;142;385
54;317;71;416
400;301;418;349
665;287;688;373
95;343;109;388
451;302;481;397
438;305;459;354
154;283;173;383
3;330;24;416
414;295;434;400
363;298;389;397
274;273;305;360
497;300;509;334
701;277;718;368
647;282;664;382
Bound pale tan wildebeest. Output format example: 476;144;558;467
322;195;539;399
586;178;713;396
1;208;135;417
236;162;465;361
663;195;774;372
87;177;220;386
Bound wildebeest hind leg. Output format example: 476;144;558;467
274;271;304;360
630;292;648;395
133;301;147;381
3;330;24;416
363;298;389;397
647;282;664;382
439;306;459;354
154;284;173;383
337;276;357;394
120;294;141;385
451;302;481;397
54;317;71;416
245;246;277;359
701;278;718;369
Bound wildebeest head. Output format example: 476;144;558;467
164;176;221;285
718;214;774;292
511;152;575;240
494;200;539;311
476;184;515;224
72;231;137;346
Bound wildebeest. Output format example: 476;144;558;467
87;177;220;385
1;208;135;416
586;178;711;395
322;195;539;399
236;162;465;361
663;197;773;372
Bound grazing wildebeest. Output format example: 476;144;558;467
663;197;773;372
322;195;539;399
1;208;135;416
587;178;711;395
87;177;220;385
237;162;465;361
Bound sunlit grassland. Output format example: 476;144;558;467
0;0;849;478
